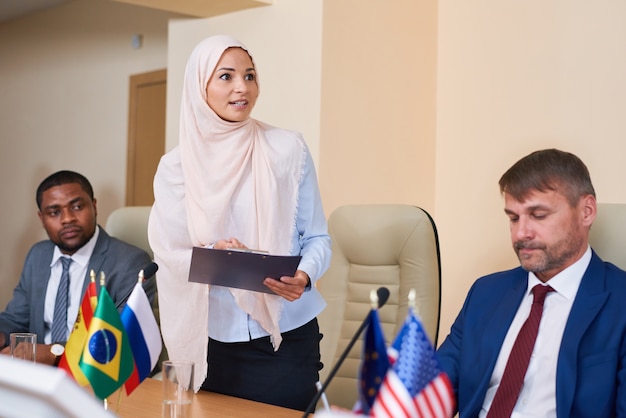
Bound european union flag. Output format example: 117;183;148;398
357;309;390;414
79;286;134;399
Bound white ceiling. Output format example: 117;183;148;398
0;0;69;24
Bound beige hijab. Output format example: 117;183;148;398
149;35;304;390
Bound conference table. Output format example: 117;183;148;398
115;378;302;417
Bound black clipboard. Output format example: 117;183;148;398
188;247;302;294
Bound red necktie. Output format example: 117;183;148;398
487;284;554;418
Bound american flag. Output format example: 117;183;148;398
370;308;455;418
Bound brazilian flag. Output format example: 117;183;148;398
79;287;134;399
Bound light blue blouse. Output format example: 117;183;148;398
207;146;331;342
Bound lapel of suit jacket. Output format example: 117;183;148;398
556;251;609;417
484;269;528;353
83;226;109;296
33;242;55;340
467;269;528;415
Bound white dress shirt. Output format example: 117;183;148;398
43;226;99;344
480;246;591;418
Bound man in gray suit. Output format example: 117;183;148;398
0;170;155;365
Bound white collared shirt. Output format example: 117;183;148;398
480;246;591;418
43;226;99;344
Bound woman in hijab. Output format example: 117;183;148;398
148;34;332;411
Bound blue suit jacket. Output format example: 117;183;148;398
437;251;626;417
0;227;155;345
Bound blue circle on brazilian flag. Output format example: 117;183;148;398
88;329;118;364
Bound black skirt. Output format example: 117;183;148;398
201;318;323;411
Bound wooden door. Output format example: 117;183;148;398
126;69;166;206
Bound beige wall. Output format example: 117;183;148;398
435;1;626;341
3;0;626;349
319;0;438;215
0;0;180;308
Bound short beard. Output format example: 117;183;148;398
56;241;86;254
514;235;582;276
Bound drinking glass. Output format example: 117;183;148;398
10;333;36;362
162;360;194;418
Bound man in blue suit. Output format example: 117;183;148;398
0;170;155;365
438;149;626;417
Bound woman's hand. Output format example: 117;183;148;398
264;270;310;301
212;237;247;250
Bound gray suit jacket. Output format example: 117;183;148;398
0;227;155;345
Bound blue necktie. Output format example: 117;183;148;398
51;257;72;343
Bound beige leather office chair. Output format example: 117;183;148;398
316;204;442;409
105;205;167;375
105;206;153;259
589;203;626;270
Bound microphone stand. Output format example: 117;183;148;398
114;262;159;309
302;287;390;417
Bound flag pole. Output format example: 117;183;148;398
408;288;419;315
113;264;129;413
99;271;108;410
370;289;379;310
114;271;126;412
101;270;124;413
114;387;123;412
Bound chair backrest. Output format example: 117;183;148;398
589;203;626;271
105;205;168;375
316;204;442;409
105;206;153;259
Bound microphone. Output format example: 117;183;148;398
302;286;390;417
114;262;159;309
142;261;159;280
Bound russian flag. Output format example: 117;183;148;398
120;282;162;395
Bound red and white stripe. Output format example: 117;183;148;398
371;371;455;418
